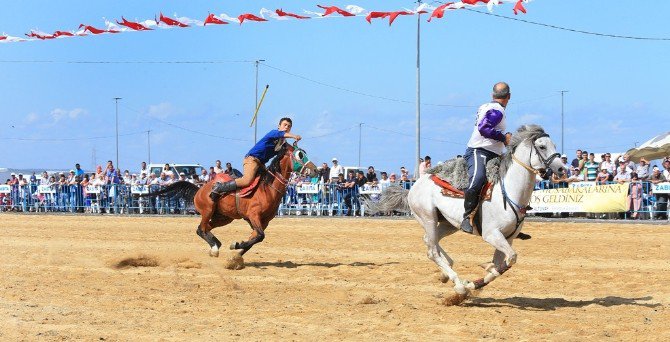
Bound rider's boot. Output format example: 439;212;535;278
461;191;479;234
210;180;237;202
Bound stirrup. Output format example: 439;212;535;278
460;217;474;234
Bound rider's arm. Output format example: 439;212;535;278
283;132;302;141
478;109;506;143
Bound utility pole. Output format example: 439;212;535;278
254;59;265;143
415;1;422;178
147;130;151;164
358;123;364;168
114;97;122;168
559;90;568;154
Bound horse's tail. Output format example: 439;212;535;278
364;185;411;216
140;181;200;201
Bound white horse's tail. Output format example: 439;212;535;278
364;185;411;216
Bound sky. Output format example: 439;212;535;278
1;0;669;175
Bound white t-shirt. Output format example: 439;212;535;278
329;164;344;179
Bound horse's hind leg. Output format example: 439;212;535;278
416;212;468;295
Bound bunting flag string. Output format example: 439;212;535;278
1;1;531;44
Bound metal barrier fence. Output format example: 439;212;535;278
0;180;667;220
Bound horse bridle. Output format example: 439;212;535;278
512;133;560;176
268;144;313;190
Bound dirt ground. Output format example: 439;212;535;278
0;214;668;341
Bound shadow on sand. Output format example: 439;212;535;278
463;295;662;311
246;260;399;269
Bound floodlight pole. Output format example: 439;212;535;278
114;97;122;168
415;1;422;179
254;59;265;143
559;90;568;154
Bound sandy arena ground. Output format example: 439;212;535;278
0;214;668;341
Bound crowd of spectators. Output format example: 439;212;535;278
538;150;670;220
2;152;669;219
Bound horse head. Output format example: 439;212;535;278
280;142;318;178
509;125;565;178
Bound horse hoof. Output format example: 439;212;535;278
209;249;220;257
229;242;238;250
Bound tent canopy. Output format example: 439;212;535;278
626;131;670;162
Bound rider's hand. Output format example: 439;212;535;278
294;135;302;141
504;132;512;146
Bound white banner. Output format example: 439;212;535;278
0;185;10;194
86;185;102;194
131;185;149;194
37;185;56;194
652;182;670;194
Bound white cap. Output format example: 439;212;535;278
179;172;186;176
561;154;568;158
10;173;16;176
332;157;338;161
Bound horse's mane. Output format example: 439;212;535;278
495;124;546;183
263;143;289;185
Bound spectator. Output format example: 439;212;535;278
213;160;224;174
366;166;378;184
136;173;148;185
566;167;584;183
122;170;132;185
635;158;649;180
209;166;216;176
571;149;582;170
189;175;198;184
40;172;50;185
389;173;397;184
105;161;120;184
649;166;668;220
17;174;28;186
159;172;172;186
95;165;104;180
30;172;37;183
80;174;90;187
379;172;391;189
560;154;569;168
67;170;77;185
595;168;610;185
418;156;432;176
149;173;160;185
578;150;589;177
614;164;631;183
199;169;210;183
224;162;242;178
600;153;615;180
162;163;174;179
178;172;187;182
584;153;599;181
627;172;643;219
329;158;344;182
621;154;636;173
74;163;85;177
320;162;330;183
663;159;670;180
140;161;148;175
400;166;410;180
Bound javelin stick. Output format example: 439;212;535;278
250;84;270;127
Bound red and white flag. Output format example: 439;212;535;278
317;5;355;17
238;13;268;24
117;17;153;31
159;13;189;27
276;8;310;19
204;13;228;25
26;30;55;40
366;11;414;26
513;0;527;14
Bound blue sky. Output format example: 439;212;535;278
1;1;669;174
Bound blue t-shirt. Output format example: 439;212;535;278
246;129;286;164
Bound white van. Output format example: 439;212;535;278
146;163;205;179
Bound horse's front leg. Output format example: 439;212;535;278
230;218;265;255
468;230;516;290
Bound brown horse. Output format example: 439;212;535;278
148;143;317;259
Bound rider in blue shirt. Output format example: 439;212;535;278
210;117;302;201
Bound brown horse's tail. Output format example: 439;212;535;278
140;181;200;201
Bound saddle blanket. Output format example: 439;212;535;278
429;175;493;201
214;173;260;198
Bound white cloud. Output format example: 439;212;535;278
24;112;39;124
147;102;177;119
50;108;87;122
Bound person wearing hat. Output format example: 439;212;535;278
649;166;668;219
329;157;344;182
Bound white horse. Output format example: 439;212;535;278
373;125;565;300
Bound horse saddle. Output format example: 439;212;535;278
429;175;493;201
213;173;260;198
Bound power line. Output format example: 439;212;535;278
120;104;250;142
304;125;357;139
0;60;256;64
365;124;461;145
0;130;145;142
464;8;670;41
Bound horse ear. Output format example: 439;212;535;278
292;141;298;148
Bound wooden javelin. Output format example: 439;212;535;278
250;84;269;127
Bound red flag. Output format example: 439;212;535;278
26;31;55;40
276;9;310;19
204;14;228;25
366;11;413;26
79;24;119;34
117;17;153;31
462;0;490;4
160;13;189;27
428;3;451;22
513;0;527;15
317;5;355;17
0;36;7;41
238;13;268;24
53;31;74;37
